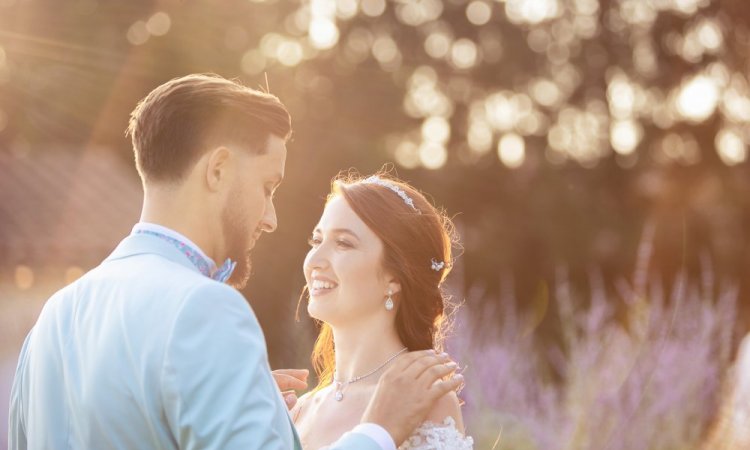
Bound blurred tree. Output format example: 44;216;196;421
1;0;748;365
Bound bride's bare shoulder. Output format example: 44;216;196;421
291;390;317;423
425;390;465;432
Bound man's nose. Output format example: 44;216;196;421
260;203;278;233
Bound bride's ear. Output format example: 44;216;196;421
387;280;402;296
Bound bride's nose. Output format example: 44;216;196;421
305;243;330;272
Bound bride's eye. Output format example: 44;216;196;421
308;236;322;247
336;239;353;249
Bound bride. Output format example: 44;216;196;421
291;172;473;449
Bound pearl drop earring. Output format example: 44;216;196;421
385;290;394;311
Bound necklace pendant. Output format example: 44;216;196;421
334;391;344;401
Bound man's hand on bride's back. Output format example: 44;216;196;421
272;369;309;410
361;350;464;446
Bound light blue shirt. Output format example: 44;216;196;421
8;228;392;450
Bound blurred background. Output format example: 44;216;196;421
1;0;749;448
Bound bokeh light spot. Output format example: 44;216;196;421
531;78;561;107
65;266;85;284
241;49;266;75
676;74;720;122
0;108;7;133
419;142;448;169
424;32;452;59
277;40;304;66
394;140;421;169
466;1;492;26
422;116;451;144
309;17;340;49
361;0;386;17
610;119;642;155
146;12;171;37
126;21;150;45
15;265;34;290
468;120;493;154
451;38;479;69
715;128;747;165
336;0;358;19
498;133;526;168
506;0;560;25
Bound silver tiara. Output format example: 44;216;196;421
431;258;446;271
361;176;421;214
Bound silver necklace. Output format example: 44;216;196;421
333;347;408;402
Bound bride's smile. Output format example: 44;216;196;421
303;195;399;329
308;276;339;297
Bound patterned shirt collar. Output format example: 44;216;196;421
131;222;236;282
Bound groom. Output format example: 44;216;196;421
8;74;462;449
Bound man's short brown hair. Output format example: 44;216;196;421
126;73;292;182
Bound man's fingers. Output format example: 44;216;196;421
390;350;451;379
390;350;443;370
416;360;457;386
271;369;308;411
282;391;298;410
428;374;464;400
363;355;463;447
405;352;456;381
273;369;309;380
273;373;308;391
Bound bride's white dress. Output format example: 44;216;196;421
316;416;473;450
398;416;474;450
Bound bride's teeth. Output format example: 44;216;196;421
311;280;336;290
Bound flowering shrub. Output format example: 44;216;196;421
450;229;740;450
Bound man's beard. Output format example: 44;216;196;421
220;201;255;290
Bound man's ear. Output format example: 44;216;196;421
205;146;231;191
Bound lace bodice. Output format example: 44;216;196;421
398;416;474;449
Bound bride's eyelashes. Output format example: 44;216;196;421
307;235;354;249
336;239;354;249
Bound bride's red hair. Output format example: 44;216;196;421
308;171;460;392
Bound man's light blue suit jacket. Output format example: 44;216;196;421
8;233;382;449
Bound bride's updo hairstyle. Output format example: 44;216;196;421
311;171;460;390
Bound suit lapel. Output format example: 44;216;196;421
288;413;303;450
